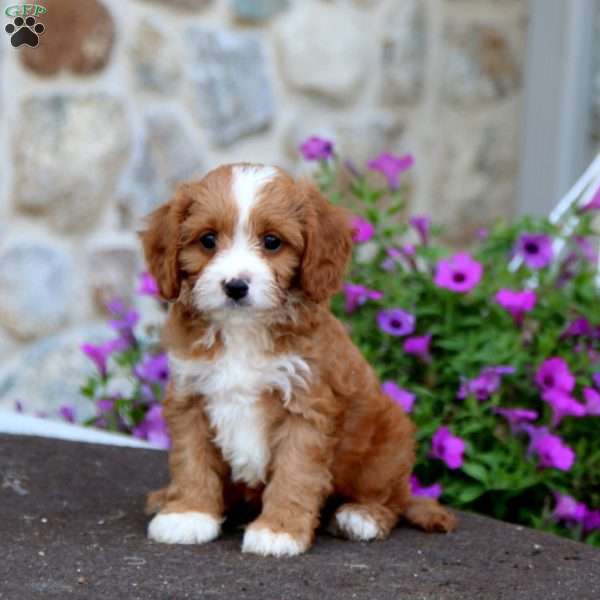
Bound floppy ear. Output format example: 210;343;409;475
300;182;353;303
138;188;192;302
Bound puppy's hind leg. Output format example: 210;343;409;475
402;496;457;533
328;502;397;541
145;487;168;515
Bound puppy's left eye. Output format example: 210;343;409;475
263;234;282;251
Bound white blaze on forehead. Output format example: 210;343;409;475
231;165;278;234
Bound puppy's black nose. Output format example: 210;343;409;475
223;278;249;301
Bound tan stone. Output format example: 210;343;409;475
19;0;115;76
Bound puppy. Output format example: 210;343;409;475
140;163;456;557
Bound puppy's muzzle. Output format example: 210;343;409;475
223;278;249;301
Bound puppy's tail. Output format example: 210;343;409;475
402;496;457;533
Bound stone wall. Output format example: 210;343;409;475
0;0;527;414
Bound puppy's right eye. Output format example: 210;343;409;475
199;232;217;250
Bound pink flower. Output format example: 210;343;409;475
409;216;430;245
430;426;465;470
553;493;588;525
516;233;554;269
377;309;416;337
137;272;159;297
494;407;538;432
133;405;170;449
495;289;536;324
542;389;585;427
583;387;600;416
342;283;383;313
367;152;414;190
403;334;432;362
410;475;442;500
382;381;416;413
351;216;375;243
298;136;334;161
528;428;575;471
535;357;575;395
434;253;483;293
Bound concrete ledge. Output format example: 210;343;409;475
1;434;599;599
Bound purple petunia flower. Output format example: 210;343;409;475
574;236;598;264
494;407;538;432
367;152;414;190
137;272;159;297
516;233;554;269
133;405;170;449
535;357;575;396
434;253;483;294
563;318;593;338
542;389;586;427
409;216;430;246
583;387;600;416
527;428;575;471
430;426;465;470
457;366;515;401
351;216;375;243
81;338;128;378
377;308;416;337
97;398;115;414
134;353;169;385
495;289;536;325
594;373;600;388
59;404;76;423
553;493;588;525
585;510;600;532
343;283;383;313
581;186;600;212
298;136;334;161
403;334;432;362
410;475;442;500
382;381;416;413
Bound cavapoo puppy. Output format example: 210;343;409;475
141;163;456;557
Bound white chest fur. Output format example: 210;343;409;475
169;321;310;487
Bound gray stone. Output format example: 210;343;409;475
381;0;426;104
86;234;141;312
138;0;211;10
0;325;109;420
129;18;182;94
443;23;521;106
285;112;404;168
0;238;74;341
230;0;288;21
276;1;370;103
186;27;274;146
120;108;204;225
431;106;518;241
12;94;131;233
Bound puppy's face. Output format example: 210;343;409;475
140;164;352;317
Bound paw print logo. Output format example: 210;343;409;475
5;16;45;48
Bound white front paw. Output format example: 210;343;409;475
148;511;221;545
242;527;305;557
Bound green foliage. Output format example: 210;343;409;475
321;158;600;546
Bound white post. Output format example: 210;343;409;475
517;0;596;217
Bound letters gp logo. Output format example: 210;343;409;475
5;4;47;18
